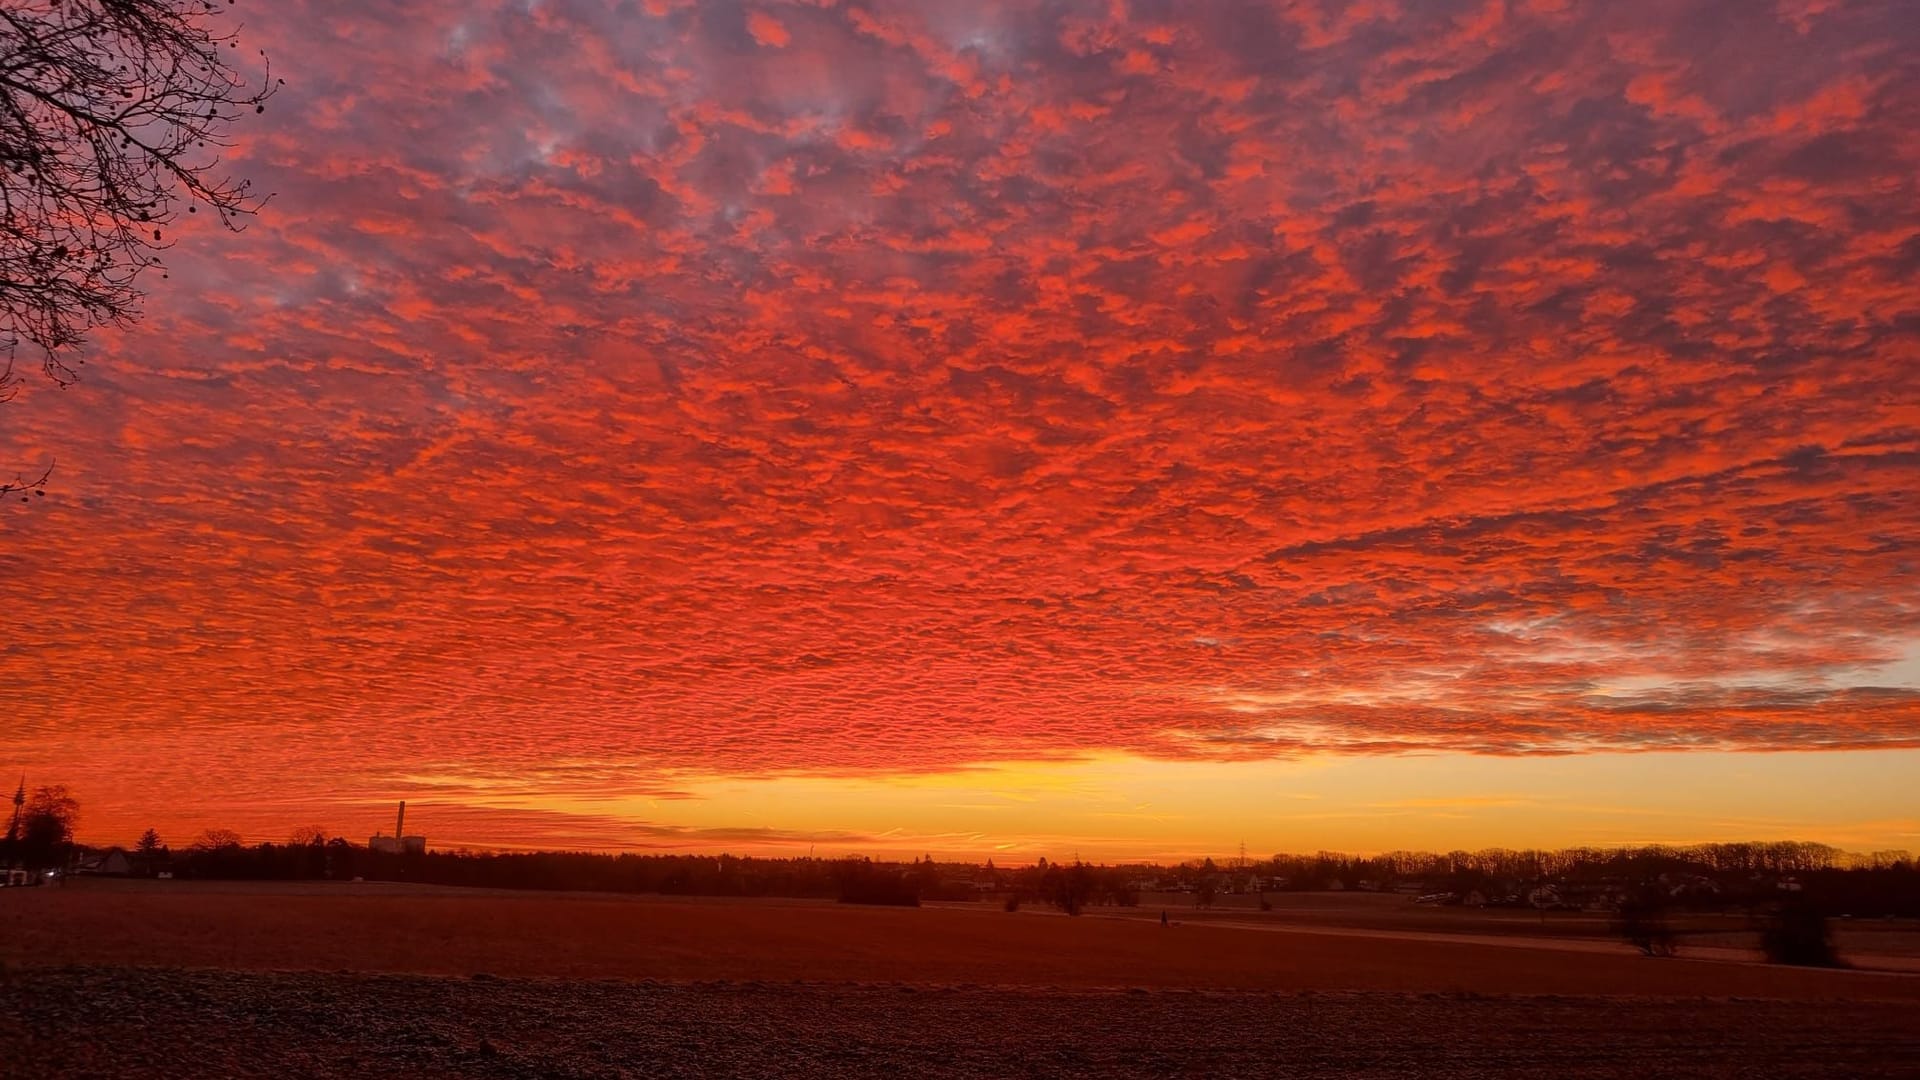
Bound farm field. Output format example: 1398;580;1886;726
7;967;1920;1080
6;879;1919;993
4;880;1919;1077
1123;890;1920;969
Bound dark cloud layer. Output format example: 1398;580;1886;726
2;0;1916;843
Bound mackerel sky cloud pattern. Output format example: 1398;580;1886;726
2;0;1918;842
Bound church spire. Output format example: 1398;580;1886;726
5;776;22;847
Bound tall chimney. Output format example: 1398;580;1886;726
396;800;406;838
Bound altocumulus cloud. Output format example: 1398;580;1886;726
1;0;1916;841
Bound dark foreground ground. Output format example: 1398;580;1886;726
5;967;1919;1080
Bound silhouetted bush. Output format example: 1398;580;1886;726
1615;892;1676;957
1760;899;1841;967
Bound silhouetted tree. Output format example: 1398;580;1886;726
188;828;242;853
832;857;920;906
325;835;355;880
911;854;941;897
18;785;78;869
1095;870;1140;908
0;0;280;498
1615;888;1677;957
1761;897;1841;967
1043;861;1095;915
132;826;168;876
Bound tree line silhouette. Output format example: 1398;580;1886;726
7;787;1915;931
14;823;1913;922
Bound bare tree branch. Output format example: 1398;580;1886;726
1;0;279;499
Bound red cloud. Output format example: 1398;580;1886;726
746;10;790;49
0;0;1915;846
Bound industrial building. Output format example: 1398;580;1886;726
368;800;426;854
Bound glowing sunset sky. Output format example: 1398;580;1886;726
3;0;1918;858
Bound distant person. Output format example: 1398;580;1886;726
1161;909;1168;927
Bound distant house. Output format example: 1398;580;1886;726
74;847;134;877
1662;874;1723;901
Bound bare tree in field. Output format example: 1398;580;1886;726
1;0;280;499
188;828;242;853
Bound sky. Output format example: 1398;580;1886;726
2;0;1917;859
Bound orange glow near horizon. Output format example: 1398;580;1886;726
2;1;1917;857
